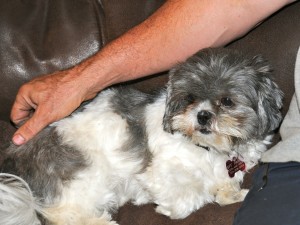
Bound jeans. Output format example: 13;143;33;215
233;162;300;225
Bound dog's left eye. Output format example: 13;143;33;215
186;94;195;103
220;97;233;107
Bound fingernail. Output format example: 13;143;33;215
12;134;26;145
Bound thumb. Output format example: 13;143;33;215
12;112;50;145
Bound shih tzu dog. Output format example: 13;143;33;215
0;48;283;225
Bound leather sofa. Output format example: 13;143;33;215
0;1;300;224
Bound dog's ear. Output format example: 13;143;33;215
254;56;283;136
163;69;178;133
163;68;191;134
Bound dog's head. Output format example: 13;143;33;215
163;48;283;152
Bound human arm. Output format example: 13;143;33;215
11;0;295;145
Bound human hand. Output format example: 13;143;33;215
10;68;97;145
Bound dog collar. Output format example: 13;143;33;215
226;157;246;178
196;144;210;151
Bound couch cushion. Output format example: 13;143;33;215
0;0;105;121
0;0;166;122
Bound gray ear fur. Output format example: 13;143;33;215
163;68;190;133
163;68;179;133
254;56;283;135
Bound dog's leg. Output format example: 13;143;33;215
214;185;249;205
155;198;205;220
43;205;118;225
152;187;208;219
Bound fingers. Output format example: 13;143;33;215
10;72;54;144
10;67;100;145
10;89;36;127
10;76;58;145
11;89;68;145
10;85;38;145
11;106;53;145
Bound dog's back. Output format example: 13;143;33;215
0;88;156;225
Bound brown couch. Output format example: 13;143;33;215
1;1;300;224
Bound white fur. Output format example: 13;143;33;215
0;90;269;225
0;174;42;225
40;91;267;224
46;90;149;225
137;95;266;219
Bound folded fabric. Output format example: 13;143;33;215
262;46;300;162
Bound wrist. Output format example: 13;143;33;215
69;52;122;101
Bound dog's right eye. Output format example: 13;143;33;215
220;97;233;107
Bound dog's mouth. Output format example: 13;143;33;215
199;128;212;135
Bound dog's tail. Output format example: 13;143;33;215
0;173;44;225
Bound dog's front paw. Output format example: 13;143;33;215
215;188;249;206
155;205;191;220
155;205;172;217
239;189;249;200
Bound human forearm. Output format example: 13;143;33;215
78;0;294;98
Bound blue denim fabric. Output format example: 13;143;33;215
233;162;300;225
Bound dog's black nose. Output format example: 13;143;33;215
197;110;212;125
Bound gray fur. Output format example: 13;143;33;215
163;48;283;140
0;88;159;225
0;128;88;225
1;127;88;201
110;88;158;168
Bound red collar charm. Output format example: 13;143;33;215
226;157;246;178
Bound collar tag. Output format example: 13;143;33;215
226;157;246;178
